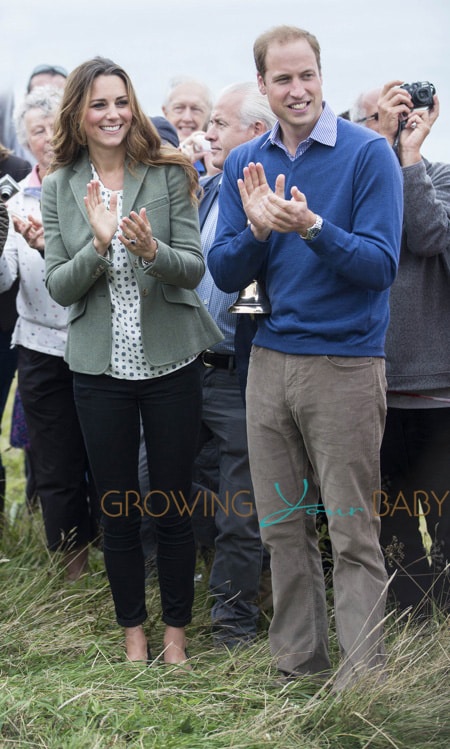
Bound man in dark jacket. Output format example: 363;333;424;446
353;80;450;617
195;82;275;646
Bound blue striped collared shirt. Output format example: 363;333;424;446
262;101;337;160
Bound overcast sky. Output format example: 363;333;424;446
2;0;449;162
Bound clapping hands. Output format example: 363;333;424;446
12;213;45;253
84;180;119;255
238;162;317;240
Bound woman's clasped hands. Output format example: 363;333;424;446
119;210;158;264
84;179;157;262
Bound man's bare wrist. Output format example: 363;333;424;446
250;224;271;241
398;148;422;167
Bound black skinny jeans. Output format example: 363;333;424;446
73;359;202;628
17;346;95;550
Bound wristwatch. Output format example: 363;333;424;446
299;214;323;241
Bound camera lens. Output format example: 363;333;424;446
400;82;435;110
0;174;20;202
415;87;430;104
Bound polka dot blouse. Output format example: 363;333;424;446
91;165;195;380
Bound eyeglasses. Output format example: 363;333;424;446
29;64;68;79
355;112;379;124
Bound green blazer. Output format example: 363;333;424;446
42;151;222;374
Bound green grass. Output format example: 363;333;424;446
1;384;449;748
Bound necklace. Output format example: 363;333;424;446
90;160;124;190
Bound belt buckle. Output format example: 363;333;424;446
201;350;214;368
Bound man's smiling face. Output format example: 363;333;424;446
257;38;323;145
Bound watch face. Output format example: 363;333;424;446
306;216;323;240
300;215;323;241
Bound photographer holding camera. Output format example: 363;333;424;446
352;81;450;618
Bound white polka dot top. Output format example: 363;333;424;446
91;165;195;380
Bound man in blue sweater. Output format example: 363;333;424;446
208;25;404;689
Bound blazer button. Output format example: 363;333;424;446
142;288;149;296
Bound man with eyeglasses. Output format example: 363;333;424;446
351;89;380;128
352;81;450;619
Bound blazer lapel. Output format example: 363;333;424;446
122;162;149;217
69;154;94;230
69;153;150;225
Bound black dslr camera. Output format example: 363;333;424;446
0;174;21;202
400;81;436;109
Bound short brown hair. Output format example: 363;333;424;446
253;25;321;79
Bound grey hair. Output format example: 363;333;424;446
350;94;367;123
350;88;382;123
14;85;63;146
217;81;277;130
163;76;213;111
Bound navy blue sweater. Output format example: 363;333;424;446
208;117;403;357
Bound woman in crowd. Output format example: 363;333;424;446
41;57;221;664
0;86;96;579
0;141;31;520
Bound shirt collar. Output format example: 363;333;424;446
28;163;42;187
22;164;43;199
261;101;337;157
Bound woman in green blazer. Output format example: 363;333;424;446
41;57;222;665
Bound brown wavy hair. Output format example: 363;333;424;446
49;57;199;202
0;143;12;160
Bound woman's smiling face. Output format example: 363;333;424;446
82;74;132;152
